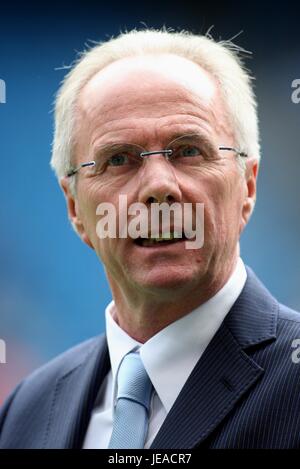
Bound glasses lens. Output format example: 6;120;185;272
90;143;144;175
167;134;218;165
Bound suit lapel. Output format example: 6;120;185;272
151;267;278;449
43;335;110;448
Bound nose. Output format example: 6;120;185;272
137;155;182;205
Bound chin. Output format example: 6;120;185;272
133;267;199;291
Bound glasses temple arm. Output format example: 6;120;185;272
67;161;96;177
219;146;247;157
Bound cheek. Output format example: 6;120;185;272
187;171;244;238
95;238;115;265
212;176;245;238
79;195;124;261
77;186;102;245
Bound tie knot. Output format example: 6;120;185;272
117;352;153;411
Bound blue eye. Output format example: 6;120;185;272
108;154;129;166
180;145;201;157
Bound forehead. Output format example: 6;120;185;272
77;54;229;144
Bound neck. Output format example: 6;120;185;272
107;255;239;343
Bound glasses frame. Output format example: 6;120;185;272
66;140;247;178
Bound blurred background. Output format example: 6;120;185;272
0;0;300;404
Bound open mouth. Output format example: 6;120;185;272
134;231;187;247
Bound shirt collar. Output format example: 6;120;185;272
105;303;142;382
105;257;247;412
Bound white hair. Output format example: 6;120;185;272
50;28;260;191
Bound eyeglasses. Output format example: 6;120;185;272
66;133;247;177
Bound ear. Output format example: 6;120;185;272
60;176;94;250
240;157;259;234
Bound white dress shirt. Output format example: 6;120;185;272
83;257;247;449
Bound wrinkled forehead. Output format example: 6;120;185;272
77;54;221;120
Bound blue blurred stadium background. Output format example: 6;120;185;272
0;0;300;403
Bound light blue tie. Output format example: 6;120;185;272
108;352;153;449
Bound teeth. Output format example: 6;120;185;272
140;231;183;246
150;231;183;241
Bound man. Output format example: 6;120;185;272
1;28;300;449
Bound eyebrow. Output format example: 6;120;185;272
166;132;218;156
92;142;145;159
92;131;217;156
167;131;214;144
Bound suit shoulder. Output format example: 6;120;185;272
1;334;106;410
0;334;107;447
24;334;106;385
278;303;300;325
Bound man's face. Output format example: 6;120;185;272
62;54;258;301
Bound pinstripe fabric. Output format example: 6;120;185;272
0;336;110;449
1;266;300;449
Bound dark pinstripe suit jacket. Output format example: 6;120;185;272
1;266;300;449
